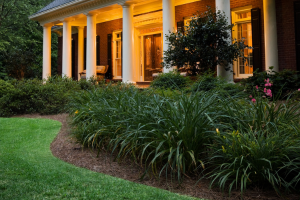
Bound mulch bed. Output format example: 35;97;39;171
16;114;300;200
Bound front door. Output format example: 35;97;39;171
144;34;162;81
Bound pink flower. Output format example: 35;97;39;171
265;83;272;87
249;95;253;98
251;99;256;103
298;89;300;91
265;89;272;97
256;85;259;90
264;88;267;93
265;78;270;83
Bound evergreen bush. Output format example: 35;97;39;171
150;71;190;90
0;77;97;117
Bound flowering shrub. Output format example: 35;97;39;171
241;67;300;99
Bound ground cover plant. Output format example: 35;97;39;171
205;95;300;195
68;84;226;181
0;117;198;200
68;83;300;197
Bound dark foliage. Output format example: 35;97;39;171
0;0;58;80
0;77;99;117
162;7;246;75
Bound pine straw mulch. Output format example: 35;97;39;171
15;114;300;200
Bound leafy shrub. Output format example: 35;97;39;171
191;71;245;97
150;71;190;90
191;71;224;92
0;79;14;98
0;77;98;117
207;97;300;194
78;79;95;91
163;7;246;75
241;68;300;99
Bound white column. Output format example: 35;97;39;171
264;0;279;72
216;0;234;82
163;0;176;73
62;19;72;77
86;13;97;79
43;25;52;80
122;4;135;83
77;26;84;80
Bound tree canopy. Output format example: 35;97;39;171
0;0;57;79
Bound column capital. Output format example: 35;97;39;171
120;3;135;8
62;17;75;22
43;23;54;28
84;12;98;17
77;26;85;30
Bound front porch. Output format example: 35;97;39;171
30;0;282;83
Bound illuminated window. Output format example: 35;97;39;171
232;6;253;78
113;31;122;79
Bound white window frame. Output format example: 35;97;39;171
112;30;122;79
232;6;253;79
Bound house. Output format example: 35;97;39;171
29;0;300;83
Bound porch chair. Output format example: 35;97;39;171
79;65;109;80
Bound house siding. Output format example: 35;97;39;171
276;0;300;71
175;0;215;24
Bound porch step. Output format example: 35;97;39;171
136;81;151;88
136;81;151;85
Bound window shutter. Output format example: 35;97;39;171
251;8;262;72
71;39;76;79
106;34;112;79
121;32;123;78
96;36;100;66
177;21;184;34
57;37;63;76
84;38;87;70
295;2;300;71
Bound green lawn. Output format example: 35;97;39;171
0;118;198;200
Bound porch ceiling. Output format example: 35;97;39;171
30;0;201;26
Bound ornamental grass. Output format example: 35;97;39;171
68;83;300;196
